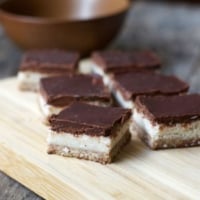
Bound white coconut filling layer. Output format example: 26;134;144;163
39;94;112;118
78;59;93;74
133;109;200;142
92;63;135;109
91;63;112;87
113;89;134;109
47;121;130;153
18;71;48;90
39;95;63;117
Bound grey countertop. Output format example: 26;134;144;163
1;1;200;199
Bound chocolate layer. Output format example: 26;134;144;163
49;102;131;136
20;49;80;73
112;72;189;100
40;75;111;106
135;94;200;125
91;50;161;73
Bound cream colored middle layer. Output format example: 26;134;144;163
91;63;112;88
47;121;130;153
91;62;134;109
18;71;51;91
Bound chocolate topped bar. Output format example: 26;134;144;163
92;50;161;73
40;75;111;106
49;102;131;136
113;72;189;100
20;49;80;73
135;94;200;125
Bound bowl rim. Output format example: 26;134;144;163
0;0;130;23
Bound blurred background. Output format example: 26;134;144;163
1;0;200;199
1;0;200;92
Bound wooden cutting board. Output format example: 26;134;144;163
0;78;199;200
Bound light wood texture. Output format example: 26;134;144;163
0;78;199;200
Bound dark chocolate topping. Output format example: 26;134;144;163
20;49;80;73
135;94;200;125
91;50;161;72
49;102;131;136
113;72;189;99
40;75;111;106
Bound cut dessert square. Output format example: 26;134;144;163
133;95;200;150
47;102;131;164
91;50;161;85
18;49;80;91
39;74;112;119
110;71;189;109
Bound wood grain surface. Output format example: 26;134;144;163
1;0;200;199
0;78;200;200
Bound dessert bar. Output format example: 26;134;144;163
48;102;131;164
91;50;160;85
111;71;189;109
39;74;112;119
18;49;80;91
133;95;200;149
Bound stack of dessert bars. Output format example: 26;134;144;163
17;49;200;164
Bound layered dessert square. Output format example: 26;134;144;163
91;50;161;85
133;95;200;149
18;49;80;91
47;102;131;164
39;74;112;119
111;72;189;109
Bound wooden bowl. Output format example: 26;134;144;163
0;0;130;55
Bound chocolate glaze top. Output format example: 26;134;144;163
112;72;189;100
91;50;161;73
20;49;80;73
49;102;131;136
135;94;200;125
40;74;111;106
